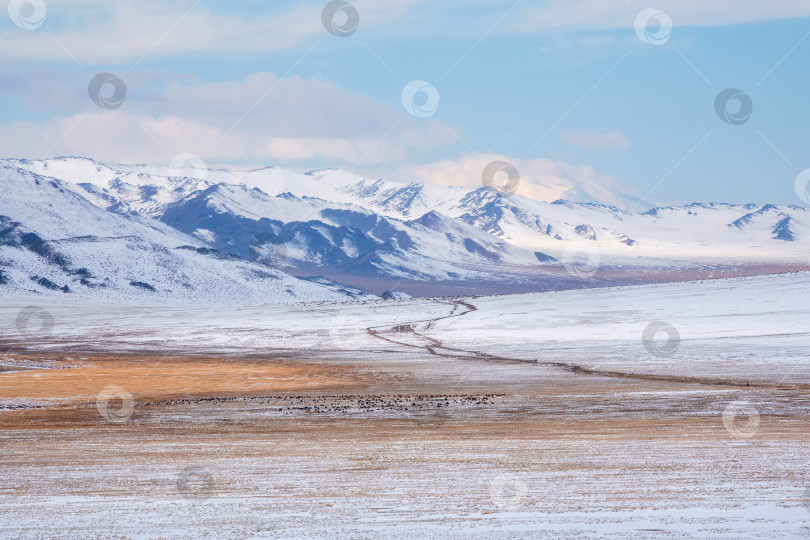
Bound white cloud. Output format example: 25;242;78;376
510;0;810;32
559;130;629;150
392;153;635;208
0;0;433;63
0;111;451;166
0;68;456;165
0;107;636;207
0;2;320;63
2;0;808;63
0;95;636;207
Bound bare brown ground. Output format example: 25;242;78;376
0;353;361;403
2;349;810;537
2;352;808;439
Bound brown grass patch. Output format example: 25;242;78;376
0;354;361;404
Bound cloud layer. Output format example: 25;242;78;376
0;70;454;166
394;153;634;208
2;0;806;207
2;0;809;63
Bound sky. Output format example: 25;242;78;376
2;0;810;207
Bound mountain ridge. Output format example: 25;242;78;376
3;157;810;300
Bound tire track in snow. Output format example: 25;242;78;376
368;298;806;390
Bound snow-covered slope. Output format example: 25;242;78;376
0;165;366;303
4;156;810;297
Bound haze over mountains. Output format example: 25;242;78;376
1;157;808;302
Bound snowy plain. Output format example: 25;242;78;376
1;272;809;538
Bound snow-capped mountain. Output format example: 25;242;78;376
0;165;370;303
3;156;810;299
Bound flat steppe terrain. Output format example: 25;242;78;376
2;273;810;538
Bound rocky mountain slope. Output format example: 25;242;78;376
3;157;809;299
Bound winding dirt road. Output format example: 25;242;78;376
368;298;807;390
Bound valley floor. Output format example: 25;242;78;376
1;272;810;538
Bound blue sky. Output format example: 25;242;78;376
2;0;810;207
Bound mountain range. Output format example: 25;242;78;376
2;156;808;302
